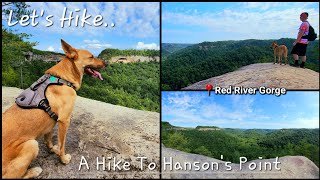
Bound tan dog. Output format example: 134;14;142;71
270;42;288;65
2;40;107;178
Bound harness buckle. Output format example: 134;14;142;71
39;99;50;111
39;99;46;107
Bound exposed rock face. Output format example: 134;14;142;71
2;87;160;179
24;52;63;62
162;145;319;179
197;128;220;131
110;56;160;64
183;63;319;90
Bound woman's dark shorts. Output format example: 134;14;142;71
291;43;308;56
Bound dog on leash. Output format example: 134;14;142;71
2;40;107;178
270;42;288;65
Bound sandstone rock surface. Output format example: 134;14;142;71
183;63;319;90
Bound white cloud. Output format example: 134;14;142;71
230;95;241;107
163;91;318;129
163;92;206;120
242;2;317;11
83;39;112;49
86;44;112;49
281;101;296;109
166;92;206;107
136;42;159;50
242;2;281;10
229;95;255;114
47;46;55;51
162;2;319;40
25;2;159;38
200;99;264;123
209;117;318;129
292;118;319;128
84;40;100;44
201;102;226;119
163;92;269;128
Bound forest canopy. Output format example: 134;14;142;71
162;39;319;90
162;122;319;168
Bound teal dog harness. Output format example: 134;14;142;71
15;74;75;121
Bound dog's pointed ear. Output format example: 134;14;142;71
61;39;78;60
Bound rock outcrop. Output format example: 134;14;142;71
110;56;160;64
162;145;319;179
2;87;160;179
24;51;63;62
183;63;319;90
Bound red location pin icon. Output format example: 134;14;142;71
206;84;213;96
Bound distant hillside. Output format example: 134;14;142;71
162;121;175;129
161;43;193;59
162;38;319;90
196;126;219;129
24;49;65;62
98;48;159;63
161;121;191;130
32;49;64;56
162;122;319;167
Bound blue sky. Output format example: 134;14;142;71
2;2;159;56
162;91;319;129
162;2;319;43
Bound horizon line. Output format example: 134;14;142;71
162;121;319;130
162;38;319;44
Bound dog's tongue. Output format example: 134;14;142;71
91;69;103;80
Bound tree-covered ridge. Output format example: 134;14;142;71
162;39;319;90
162;121;175;129
162;43;193;53
161;43;193;59
196;126;220;129
162;122;319;167
2;28;36;87
31;48;64;56
98;48;159;62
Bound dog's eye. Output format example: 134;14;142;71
90;55;94;58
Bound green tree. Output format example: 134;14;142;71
2;2;31;21
166;132;189;151
194;146;211;156
2;28;36;88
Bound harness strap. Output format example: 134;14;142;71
42;74;76;121
58;78;75;89
39;99;58;121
